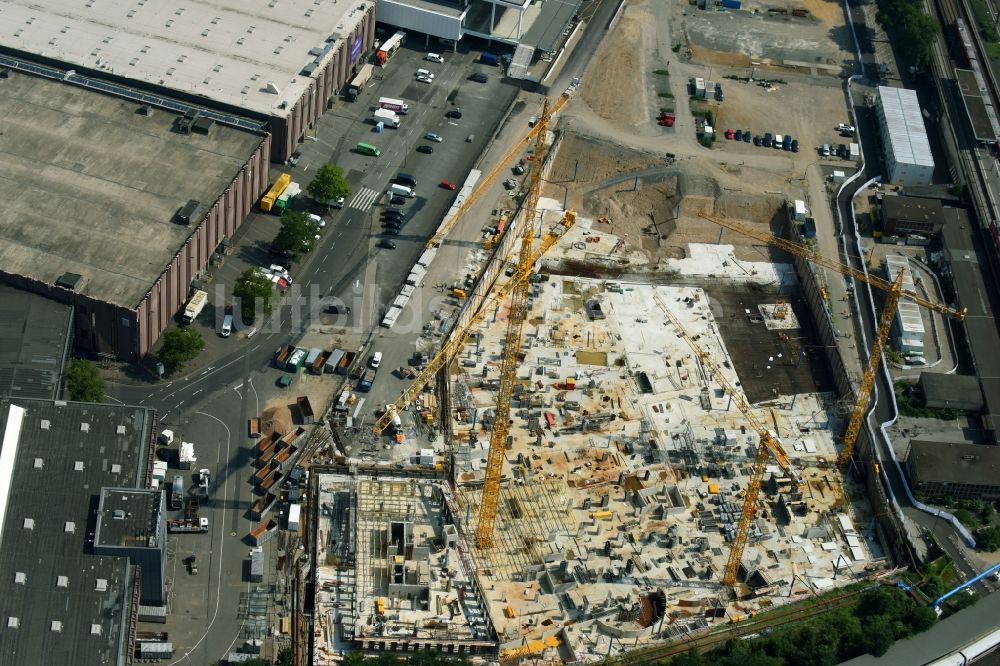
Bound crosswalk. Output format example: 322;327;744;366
348;187;380;211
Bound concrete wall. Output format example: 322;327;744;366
269;6;377;163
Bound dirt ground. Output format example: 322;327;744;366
578;14;649;125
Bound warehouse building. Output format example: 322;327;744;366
876;86;935;186
883;254;925;357
0;398;157;666
0;0;376;163
0;71;268;362
907;439;1000;501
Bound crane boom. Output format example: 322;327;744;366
699;214;966;320
425;93;571;249
476;98;553;548
652;294;794;585
371;210;576;433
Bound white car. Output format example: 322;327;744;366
415;68;435;79
416;75;433;84
328;196;345;209
307;213;326;228
370;351;383;368
425;132;443;143
836;123;855;133
198;468;211;489
425;53;444;63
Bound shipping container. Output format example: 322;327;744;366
249;547;264;582
287;503;301;531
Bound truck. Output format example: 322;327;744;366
170;475;184;510
181;290;208;324
372;108;401;128
167;517;209;534
178;441;196;470
357;368;377;392
296;396;315;425
346;64;375;101
375;31;406;66
480;52;499;66
378;97;409;114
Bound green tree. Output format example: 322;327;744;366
307;164;351;205
342;653;368;666
159;327;204;373
274;211;320;259
974;525;1000;551
65;360;106;402
874;0;939;67
234;267;275;324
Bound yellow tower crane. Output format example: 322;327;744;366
652;294;797;586
475;97;554;548
698;213;966;467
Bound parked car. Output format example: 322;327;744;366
382;228;400;236
763;132;773;147
469;72;489;83
836;123;855;133
416;75;433;84
440;180;457;190
734;129;743;142
743;130;751;143
327;196;345;209
389;194;406;205
446;108;463;119
820;144;831;157
791;139;800;152
415;68;435;79
378;239;397;249
277;375;293;388
753;135;762;146
425;132;443;143
288;151;301;166
837;143;848;158
416;145;434;154
425;53;444;63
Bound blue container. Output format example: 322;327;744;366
480;52;499;66
722;0;741;8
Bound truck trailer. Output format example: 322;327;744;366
170;476;184;510
346;64;375;101
181;290;208;324
378;97;409;114
167;517;209;534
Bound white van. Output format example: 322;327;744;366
370;352;383;368
425;53;444;63
389;183;414;198
220;314;233;337
415;68;435;79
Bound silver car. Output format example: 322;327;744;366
425;132;443;143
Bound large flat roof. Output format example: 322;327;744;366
0;398;153;666
0;0;372;117
909;439;1000;487
0;285;72;400
0;71;264;309
954;68;997;143
878;86;934;169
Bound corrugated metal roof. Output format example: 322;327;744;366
884;255;925;336
878;86;935;168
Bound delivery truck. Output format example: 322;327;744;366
181;290;208;324
372;108;401;128
378;97;409;114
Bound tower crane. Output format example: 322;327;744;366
424;92;572;249
651;294;797;587
475;97;554;548
698;213;966;467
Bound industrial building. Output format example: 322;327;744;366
0;397;157;666
376;0;581;68
876;86;935;186
883;255;925;357
918;373;984;412
0;0;376;163
907;439;1000;501
879;195;945;240
0;71;268;362
0;285;73;400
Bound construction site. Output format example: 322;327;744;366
304;0;957;659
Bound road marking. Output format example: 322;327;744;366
348;186;380;211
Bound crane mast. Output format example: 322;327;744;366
475;98;552;549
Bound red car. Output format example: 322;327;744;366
439;180;457;190
657;113;675;127
725;128;735;140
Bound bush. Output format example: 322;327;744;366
653;68;670;75
65;360;106;402
975;525;1000;551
